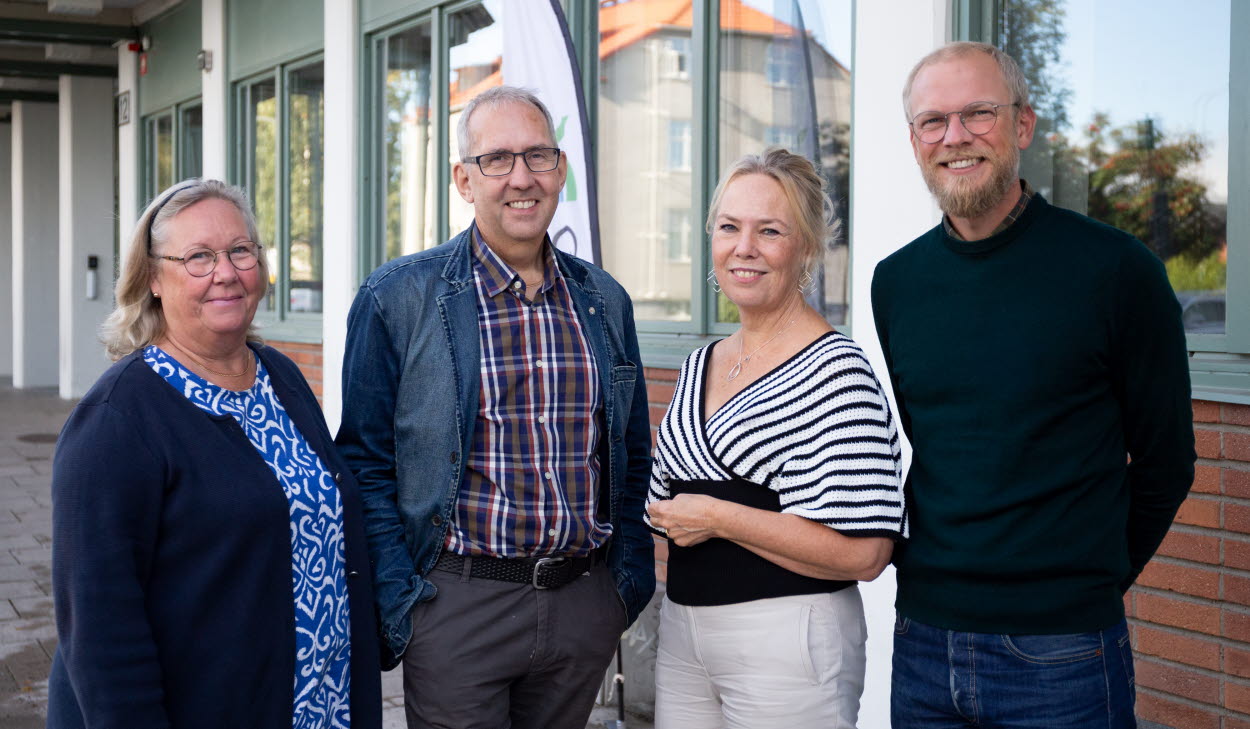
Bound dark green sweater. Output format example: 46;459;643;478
871;194;1195;634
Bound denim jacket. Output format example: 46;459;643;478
336;226;656;669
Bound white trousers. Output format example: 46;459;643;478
654;588;867;729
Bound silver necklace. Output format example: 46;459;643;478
727;318;797;381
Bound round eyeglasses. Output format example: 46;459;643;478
463;147;561;177
909;102;1019;144
153;242;262;277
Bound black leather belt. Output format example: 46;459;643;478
433;551;601;590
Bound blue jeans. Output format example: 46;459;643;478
891;614;1136;728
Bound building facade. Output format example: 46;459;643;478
3;0;1248;726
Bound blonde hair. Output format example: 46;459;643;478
902;41;1031;118
705;147;839;271
100;179;268;360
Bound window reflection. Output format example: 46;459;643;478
997;0;1229;334
180;105;202;180
598;0;696;322
718;0;852;325
288;62;324;313
246;79;278;313
146;113;174;202
382;23;434;260
447;1;502;237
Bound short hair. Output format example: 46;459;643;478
705;147;839;271
100;178;267;361
901;41;1031;118
456;85;558;160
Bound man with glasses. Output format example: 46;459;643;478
336;85;653;729
872;42;1195;727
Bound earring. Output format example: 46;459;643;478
152;291;160;298
798;269;814;293
706;269;722;293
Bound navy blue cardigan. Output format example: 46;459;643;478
47;345;381;729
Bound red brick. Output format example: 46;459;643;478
1191;464;1221;494
1124;592;1135;618
1195;428;1221;459
1225;717;1250;729
1134;657;1219;703
1157;531;1220;565
1228;539;1250;570
1229;503;1250;535
1174;496;1220;528
1229;469;1250;499
1137;593;1220;635
1227;646;1250;680
644;367;678;384
1229;574;1250;606
1133;624;1220;670
1229;433;1250;463
653;536;669;564
1137;561;1219;599
310;381;323;397
1228;680;1250;714
1193;400;1221;423
1225;609;1250;641
655;562;667;584
647;383;676;406
649;405;668;425
1226;403;1250;426
1137;689;1218;729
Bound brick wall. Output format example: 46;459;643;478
267;340;324;402
1130;400;1250;729
645;367;678;586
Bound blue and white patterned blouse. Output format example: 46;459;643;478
144;345;351;729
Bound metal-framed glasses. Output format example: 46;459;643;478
909;102;1019;144
464;147;561;176
153;242;262;277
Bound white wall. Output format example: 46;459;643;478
320;0;359;433
11;101;60;389
0;124;12;378
59;75;118;399
117;44;141;277
849;3;947;727
201;0;227;180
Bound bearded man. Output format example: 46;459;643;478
871;42;1195;728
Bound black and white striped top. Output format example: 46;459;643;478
647;331;907;538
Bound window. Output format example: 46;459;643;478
668;120;692;171
665;208;692;262
447;1;502;239
236;57;324;328
142;100;201;203
661;36;690;79
764;41;796;87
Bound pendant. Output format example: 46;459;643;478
726;361;743;381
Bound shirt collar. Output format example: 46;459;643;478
470;227;562;299
943;179;1034;241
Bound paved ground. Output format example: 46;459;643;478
0;377;650;729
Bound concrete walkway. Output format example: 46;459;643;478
0;377;648;729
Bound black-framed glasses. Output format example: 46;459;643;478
463;147;561;176
909;102;1019;144
153;242;262;277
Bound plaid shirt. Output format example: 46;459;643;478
944;179;1034;240
445;230;607;558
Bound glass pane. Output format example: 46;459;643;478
718;0;853;325
998;0;1229;334
288;62;325;314
382;23;435;260
447;1;502;237
180;104;202;179
147;113;174;200
597;0;695;322
247;78;278;313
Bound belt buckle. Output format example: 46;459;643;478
531;556;568;590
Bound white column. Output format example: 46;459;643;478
321;0;359;431
201;0;227;180
117;43;141;275
849;3;947;727
59;76;118;399
11;101;60;389
0;123;12;378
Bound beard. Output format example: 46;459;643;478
921;143;1020;220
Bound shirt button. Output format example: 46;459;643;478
545;471;554;480
536;359;544;368
538;415;546;424
548;529;557;536
588;306;596;315
512;280;522;289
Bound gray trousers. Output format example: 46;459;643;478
402;560;627;729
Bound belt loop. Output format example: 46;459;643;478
460;555;473;580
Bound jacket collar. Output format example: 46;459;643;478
441;221;593;292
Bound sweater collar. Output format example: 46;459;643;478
939;192;1049;256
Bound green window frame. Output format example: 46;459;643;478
953;0;1250;402
141;98;203;204
232;55;326;343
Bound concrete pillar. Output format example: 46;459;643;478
850;4;947;727
201;0;227;180
321;0;359;432
59;76;118;399
11;101;59;389
0;123;12;378
117;43;140;276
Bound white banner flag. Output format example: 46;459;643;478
502;0;600;265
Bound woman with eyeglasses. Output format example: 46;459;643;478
47;179;381;729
